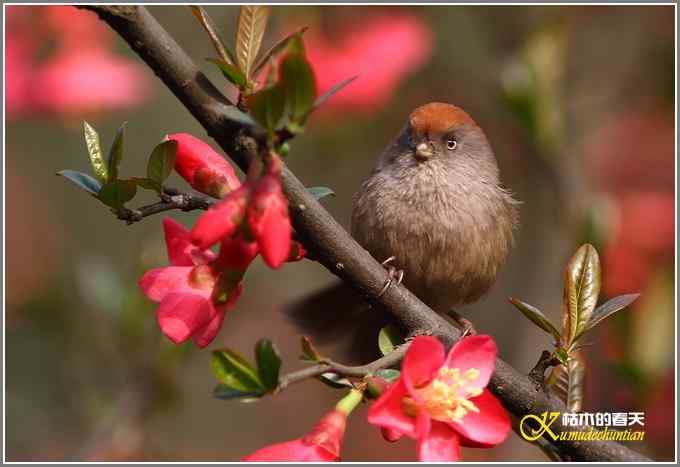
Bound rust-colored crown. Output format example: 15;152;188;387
409;102;477;136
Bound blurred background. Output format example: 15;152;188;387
5;4;675;462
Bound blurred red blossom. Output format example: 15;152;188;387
5;5;150;121
299;12;433;115
586;109;674;296
33;49;150;117
368;335;510;461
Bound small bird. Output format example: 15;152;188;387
287;103;518;358
351;102;519;314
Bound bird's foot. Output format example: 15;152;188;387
447;309;477;337
378;256;404;297
405;328;433;342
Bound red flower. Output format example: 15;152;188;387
368;335;510;461
189;152;294;268
247;160;292;269
302;12;433;115
166;133;241;199
190;185;250;250
243;409;347;462
139;218;256;347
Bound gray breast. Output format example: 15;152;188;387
351;163;518;313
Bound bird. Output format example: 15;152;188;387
286;102;519;360
351;102;519;315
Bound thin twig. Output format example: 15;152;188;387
528;349;560;391
277;344;408;392
117;188;213;224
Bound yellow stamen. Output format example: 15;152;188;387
405;367;483;424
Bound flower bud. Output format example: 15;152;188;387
365;376;389;399
166;133;240;198
380;427;404;443
190;185;249;249
247;172;291;269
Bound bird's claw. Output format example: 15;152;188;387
447;309;477;337
378;257;404;297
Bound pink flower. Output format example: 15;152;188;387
32;48;150;116
368;335;510;461
302;12;433;115
243;409;347;462
166;133;241;198
139;218;255;347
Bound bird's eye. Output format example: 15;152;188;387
446;139;457;150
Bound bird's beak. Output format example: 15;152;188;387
414;142;434;161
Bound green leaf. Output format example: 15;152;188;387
563;244;601;344
280;35;316;124
83;121;107;183
508;297;561;343
147;140;177;184
255;339;281;390
307;186;335;201
566;358;584;413
317;372;353;389
107;122;126;181
251;26;309;79
375;368;400;383
247;84;285;133
190;6;236;66
300;336;322;362
213;383;265;402
57;170;102;196
313;76;357;110
207;58;248;89
211;349;263;392
585;293;639;331
98;179;137;209
378;324;403;357
235;5;270;80
132;177;162;193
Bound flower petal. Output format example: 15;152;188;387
417;420;461;461
138;266;193;302
163;217;215;266
216;235;259;270
453;389;510;447
190;187;248;249
156;292;214;344
367;378;416;438
192;306;226;348
242;439;336;462
247;174;291;269
167;133;241;197
402;336;445;395
445;334;497;393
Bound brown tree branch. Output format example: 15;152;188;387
81;5;651;462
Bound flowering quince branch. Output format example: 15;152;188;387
79;5;651;462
